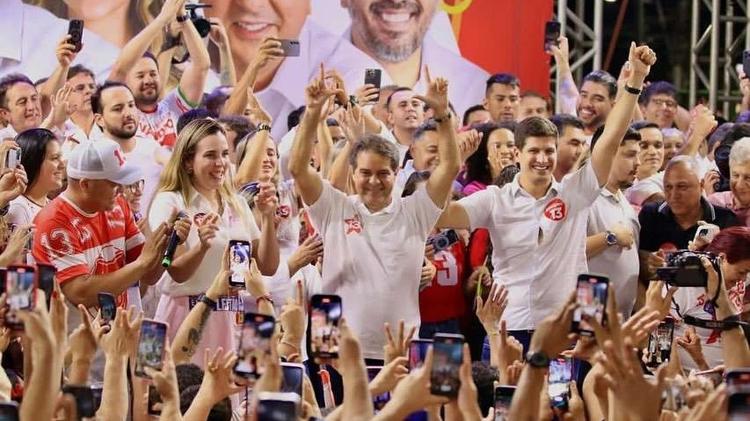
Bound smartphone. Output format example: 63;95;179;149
147;384;162;416
571;274;609;336
548;357;572;410
234;313;275;380
310;294;342;359
0;268;5;296
408;338;432;370
0;401;19;420
693;224;720;244
727;368;750;387
4;149;20;170
98;292;116;325
281;362;304;411
730;390;750;421
367;366;391;412
743;50;750;80
364;68;382;102
6;265;36;328
544;20;561;52
256;392;299;421
494;385;516;421
430;333;463;397
36;263;56;309
647;318;675;367
134;320;168;378
67;19;84;52
279;39;300;57
228;240;251;288
62;385;95;418
91;383;103;413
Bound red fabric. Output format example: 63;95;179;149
468;228;491;270
419;241;467;323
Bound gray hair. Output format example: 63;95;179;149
730;137;750;168
349;134;400;171
664;155;702;179
661;127;685;141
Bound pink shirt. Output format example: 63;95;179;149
708;191;750;226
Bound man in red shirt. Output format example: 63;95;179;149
32;138;170;309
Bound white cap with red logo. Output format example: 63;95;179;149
66;139;142;185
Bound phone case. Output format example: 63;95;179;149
68;20;84;52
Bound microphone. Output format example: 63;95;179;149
161;211;187;267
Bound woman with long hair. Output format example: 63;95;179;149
148;118;279;367
462;122;517;196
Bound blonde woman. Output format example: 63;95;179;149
148;118;279;367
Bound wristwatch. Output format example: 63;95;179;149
624;84;642;95
605;230;618;246
256;123;272;132
525;350;550;368
199;294;217;310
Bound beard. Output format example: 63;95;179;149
108;124;137;140
350;0;431;63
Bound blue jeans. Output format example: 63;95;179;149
418;318;461;339
481;329;534;362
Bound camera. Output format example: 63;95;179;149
427;230;459;253
655;250;721;287
185;4;214;38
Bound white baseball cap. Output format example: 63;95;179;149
66;139;142;185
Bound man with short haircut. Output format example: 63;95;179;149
519;92;550;120
395;120;439;194
550;114;586;182
462;104;491;127
483;73;521;123
625;120;666;207
59;65;101;157
576;70;617;135
108;0;210;149
438;44;656;354
289;74;460;359
0;73;42;140
586;127;642;318
90;81;169;215
640;81;679;129
372;84;399;125
387;87;426;164
661;128;685;171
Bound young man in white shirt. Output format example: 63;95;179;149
586;127;642;319
289;69;460;360
437;43;656;356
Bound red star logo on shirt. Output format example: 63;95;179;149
344;217;362;235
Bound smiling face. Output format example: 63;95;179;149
36;140;65;193
344;0;438;63
722;257;750;286
486;128;516;172
188;133;231;193
637;127;664;178
96;86;138;140
730;161;750;208
643;94;678;129
83;179;122;211
1;82;41;132
576;81;613;131
518;136;556;184
204;0;310;71
352;150;396;211
125;57;160;108
259;136;279;179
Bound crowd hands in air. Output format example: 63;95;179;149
2;0;750;420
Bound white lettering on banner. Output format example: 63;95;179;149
434;252;458;286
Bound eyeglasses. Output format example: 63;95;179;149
651;98;678;109
125;180;145;192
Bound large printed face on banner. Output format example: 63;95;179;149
63;0;130;22
342;0;439;63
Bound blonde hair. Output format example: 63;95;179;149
158;119;248;225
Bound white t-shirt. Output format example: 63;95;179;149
306;181;442;358
136;88;194;150
148;189;260;296
458;163;602;330
7;195;45;227
586;189;641;318
625;172;664;207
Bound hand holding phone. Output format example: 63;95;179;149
544;20;561;52
135;320;168;378
310;295;342;360
6;265;36;328
571;274;609;336
430;333;463;397
548;357;572;409
67;19;84;53
5;149;20;170
98;292;117;325
494;385;516;421
234;313;275;380
228;240;251;288
364;68;382;101
279;39;300;57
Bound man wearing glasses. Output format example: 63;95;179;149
639;81;686;130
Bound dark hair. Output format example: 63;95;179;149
0;73;34;109
413;119;438;141
179;385;231;420
90;80;131;114
67;65;95;81
709;122;735;150
485;73;520;95
462;104;487;126
492;163;520;187
34;77;48;87
549;114;584;135
639;81;677;106
464;122;503;185
203;86;232;116
590;125;641;150
703;226;750;264
386;87;412;110
472;362;499;416
175;363;204;392
515;117;558;150
630;120;660;132
15;128;58;189
325;117;340;127
287;105;306;131
582;70;617;100
142;51;159;68
521;91;545;100
401;170;431;197
217;115;254;148
349;134;400;171
177;108;217;134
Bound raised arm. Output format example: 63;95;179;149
591;42;655;184
177;10;211;105
288;66;340;206
234;90;273;186
108;0;186;82
222;38;284;117
679;105;717;158
550;37;579;116
39;36;78;116
208;19;237;86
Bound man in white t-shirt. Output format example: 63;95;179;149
387;87;426;166
289;70;460;360
90;81;169;215
625;120;665;207
437;43;656;356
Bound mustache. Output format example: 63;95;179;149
370;0;422;15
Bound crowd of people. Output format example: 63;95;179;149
0;0;749;420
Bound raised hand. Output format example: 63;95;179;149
249;38;285;73
305;64;344;114
156;0;187;25
254;178;279;217
645;281;678;320
475;282;509;335
354;84;380;106
689;105;718;140
458;129;482;162
383;320;416;365
196;213;220;250
414;66;449;118
246;86;272;125
137;222;170;270
628;42;657;77
548;36;570;65
528;291;578;357
100;306;143;358
0;166;29;206
287;235;323;276
56;35;79;67
369;356;408;396
207;18;229;48
200;347;244;405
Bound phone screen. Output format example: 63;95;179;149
98;293;117;324
6;266;35;313
548;357;572;409
62;385;95;418
310;295;342;359
494;386;516;421
228;240;251;287
135;320;168;378
730;391;750;421
37;264;55;309
5;149;20;170
743;50;750;80
727;369;750;387
91;383;103;413
408;339;432;370
256;393;299;420
544;20;561;51
647;318;674;367
572;274;609;335
148;384;162;415
430;333;463;397
280;363;304;398
235;313;275;379
67;19;84;52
